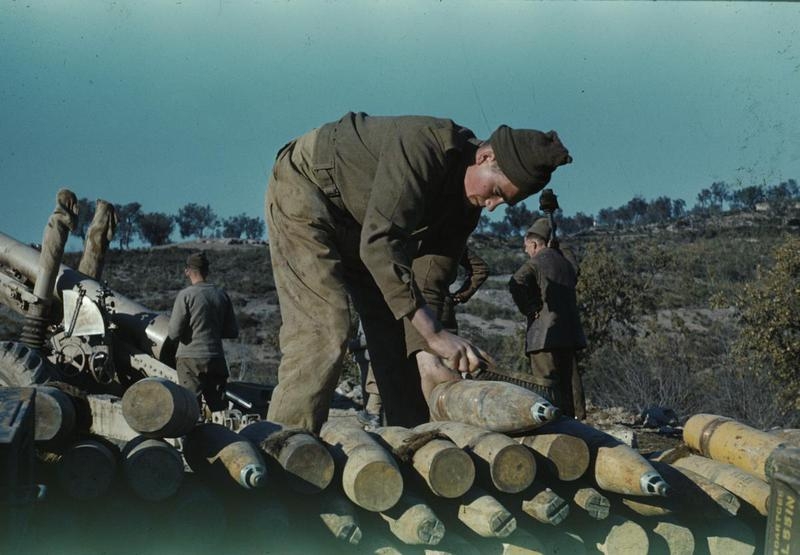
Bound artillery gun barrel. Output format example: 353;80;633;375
0;231;172;360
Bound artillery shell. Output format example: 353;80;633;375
183;422;266;489
374;425;475;498
121;377;200;438
320;419;403;512
416;421;535;494
428;379;559;433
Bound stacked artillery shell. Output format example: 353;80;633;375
317;491;363;544
516;432;590;481
32;385;77;446
373;426;475;498
671;454;770;516
456;487;517;538
647;519;696;555
121;435;184;501
595;515;650;555
770;428;800;447
571;486;611;519
56;437;118;499
379;493;446;545
520;485;570;525
182;422;266;489
617;460;741;518
121;377;200;438
240;420;334;494
532;417;671;496
416;421;535;494
320;419;403;512
684;413;790;481
427;379;559;433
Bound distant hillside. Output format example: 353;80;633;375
1;212;797;428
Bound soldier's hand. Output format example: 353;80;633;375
428;329;495;375
410;305;494;374
417;351;461;401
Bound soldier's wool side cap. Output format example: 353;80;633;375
526;218;551;241
489;126;573;194
186;251;209;271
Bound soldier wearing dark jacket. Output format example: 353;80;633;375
509;218;587;418
168;252;239;412
266;112;572;432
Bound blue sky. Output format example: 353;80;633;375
1;1;799;248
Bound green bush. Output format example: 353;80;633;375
727;236;800;411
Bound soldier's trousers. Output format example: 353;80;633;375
529;349;585;419
265;130;428;433
176;357;229;412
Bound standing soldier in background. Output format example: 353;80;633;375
167;251;239;416
508;218;587;419
265;111;572;432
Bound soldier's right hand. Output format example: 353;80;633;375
410;305;495;374
427;329;495;375
416;351;461;401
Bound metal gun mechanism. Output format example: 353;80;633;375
49;283;118;386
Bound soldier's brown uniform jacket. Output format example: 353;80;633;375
266;112;482;431
508;247;586;353
508;246;587;417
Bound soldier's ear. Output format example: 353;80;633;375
475;145;495;165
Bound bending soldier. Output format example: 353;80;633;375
508;218;587;418
167;251;239;415
266;111;572;432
